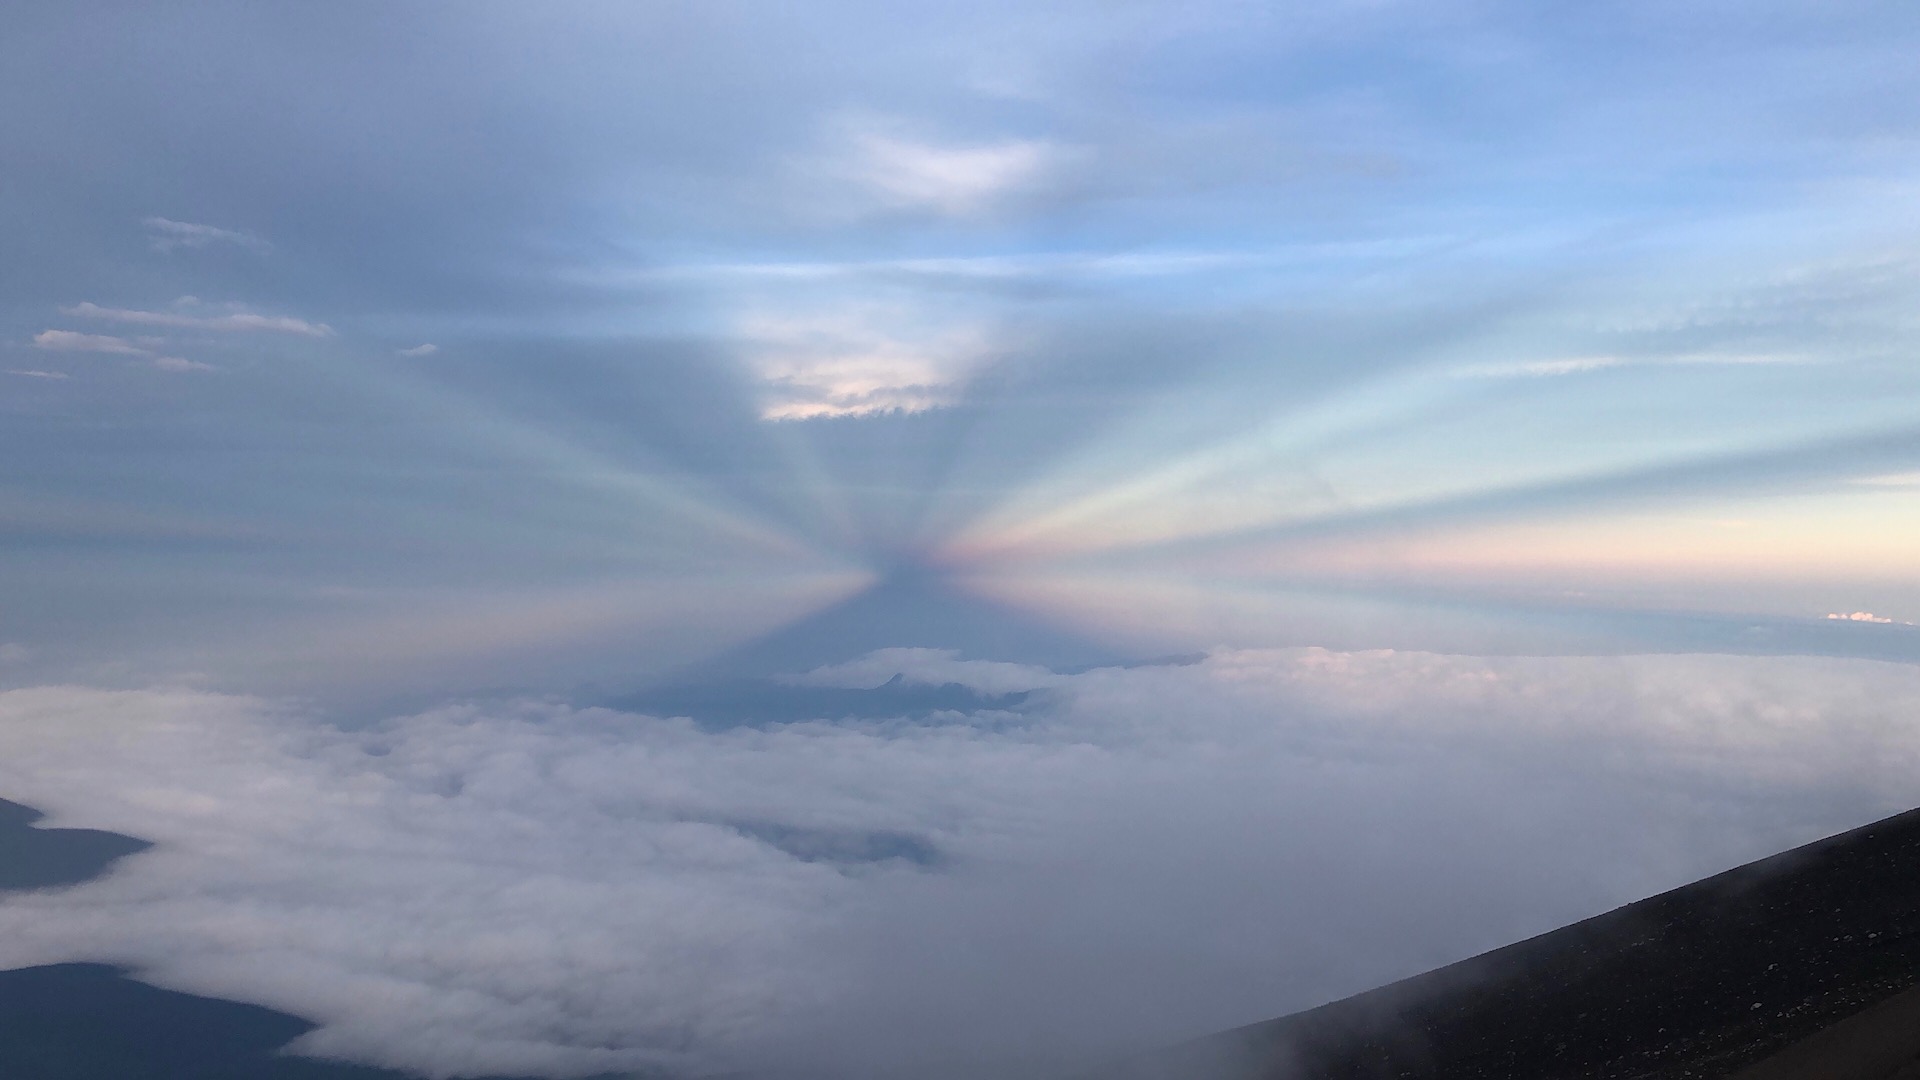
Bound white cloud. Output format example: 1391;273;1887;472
3;369;69;380
744;307;990;421
1457;355;1627;378
1825;610;1912;625
61;301;333;338
616;249;1255;286
398;343;440;357
31;329;150;355
142;217;268;254
151;356;215;373
1852;471;1920;487
814;117;1063;218
1454;352;1804;379
0;644;29;664
31;330;210;372
2;650;1917;1079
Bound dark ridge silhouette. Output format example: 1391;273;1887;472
0;963;410;1079
0;797;152;892
0;964;653;1079
1105;806;1920;1079
729;820;945;868
610;671;1034;729
667;566;1128;680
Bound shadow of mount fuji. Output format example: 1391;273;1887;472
605;568;1126;727
686;567;1132;679
698;564;1128;672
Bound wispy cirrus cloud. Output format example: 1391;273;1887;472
31;330;150;355
142;216;268;253
151;356;215;373
1454;353;1805;379
3;369;70;380
808;116;1065;218
31;330;210;374
1455;356;1628;378
396;343;439;357
61;300;332;338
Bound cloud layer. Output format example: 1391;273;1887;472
3;648;1918;1079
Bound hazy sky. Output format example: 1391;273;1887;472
4;3;1920;1078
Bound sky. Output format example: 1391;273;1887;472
3;2;1920;1078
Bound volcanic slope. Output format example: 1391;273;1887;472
1108;806;1920;1080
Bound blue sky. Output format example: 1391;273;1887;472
4;5;1920;1077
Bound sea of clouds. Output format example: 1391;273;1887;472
3;648;1919;1079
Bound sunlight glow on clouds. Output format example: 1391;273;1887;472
1827;611;1911;625
744;306;994;420
1235;488;1920;586
1855;471;1920;487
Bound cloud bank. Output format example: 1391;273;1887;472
3;649;1919;1079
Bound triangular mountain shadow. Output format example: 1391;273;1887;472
0;963;649;1080
664;566;1131;681
1101;806;1920;1080
604;567;1128;726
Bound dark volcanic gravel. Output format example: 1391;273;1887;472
1109;806;1920;1080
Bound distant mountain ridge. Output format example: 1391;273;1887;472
0;797;150;893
